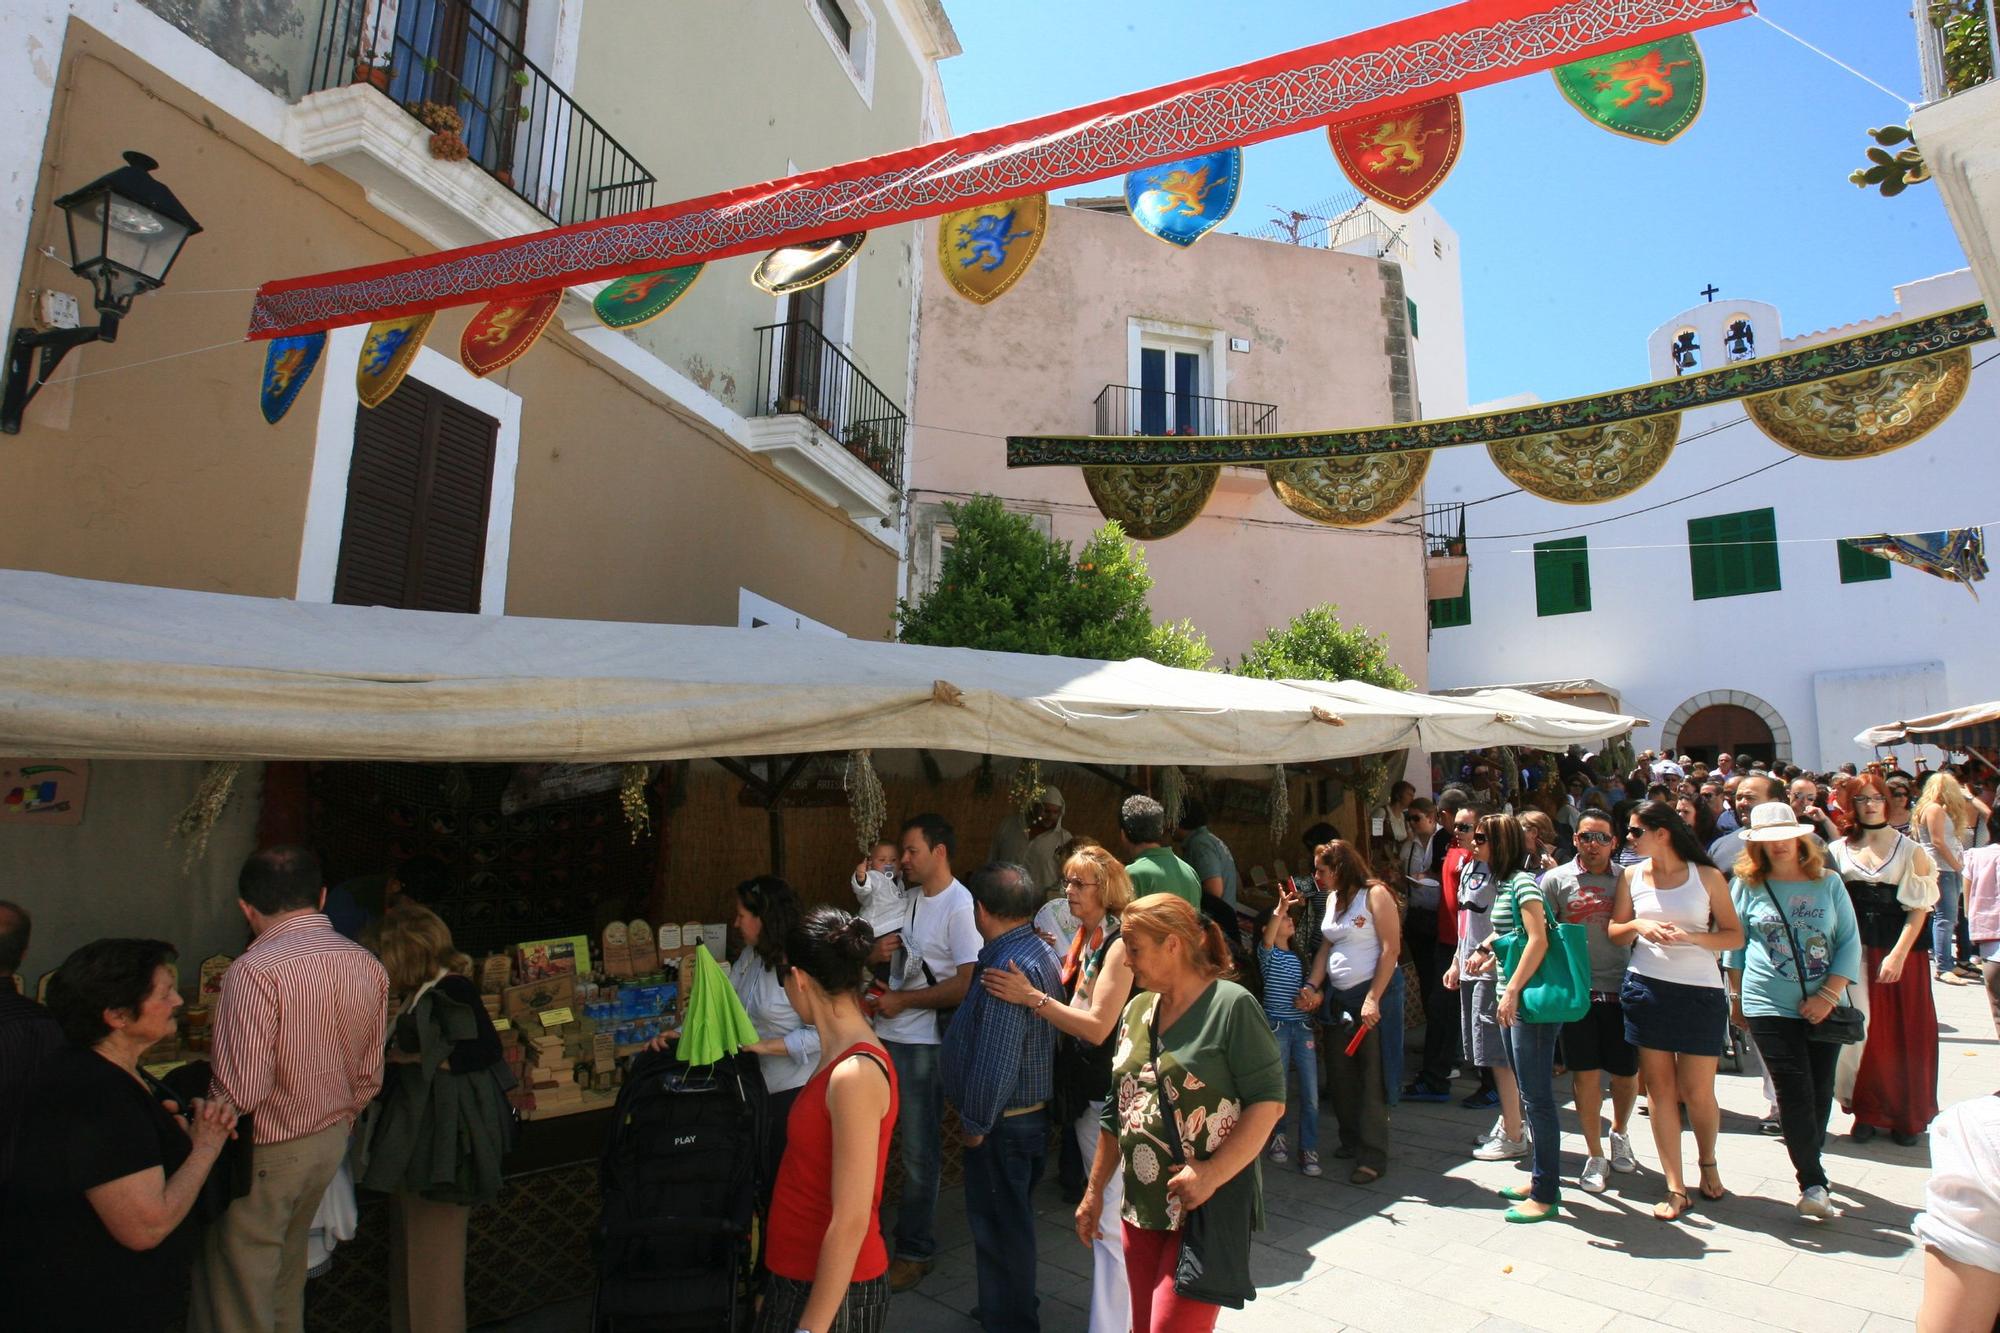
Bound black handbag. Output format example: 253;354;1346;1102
1763;885;1866;1045
1146;999;1257;1309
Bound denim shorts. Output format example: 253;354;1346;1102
1620;970;1728;1057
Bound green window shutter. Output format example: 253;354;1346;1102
1406;297;1420;339
1837;539;1892;584
1533;537;1590;616
1689;507;1779;600
1429;568;1471;629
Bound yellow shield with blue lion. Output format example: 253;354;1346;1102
938;194;1047;304
259;332;325;425
1125;148;1242;249
356;312;435;409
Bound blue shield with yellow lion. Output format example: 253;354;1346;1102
1124;148;1242;248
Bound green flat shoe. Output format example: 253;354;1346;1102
1504;1201;1561;1224
1497;1185;1532;1202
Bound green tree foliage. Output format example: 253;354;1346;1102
896;496;1213;668
1232;604;1413;690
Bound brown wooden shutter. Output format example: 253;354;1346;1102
332;378;497;613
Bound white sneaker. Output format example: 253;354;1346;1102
1474;1133;1530;1162
1609;1130;1638;1174
1268;1133;1289;1165
1473;1115;1505;1148
1797;1186;1839;1219
1579;1156;1611;1194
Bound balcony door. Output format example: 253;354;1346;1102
393;0;530;167
1139;342;1206;436
778;284;829;421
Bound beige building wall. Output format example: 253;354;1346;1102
911;202;1429;681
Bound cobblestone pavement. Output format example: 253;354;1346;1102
888;971;1997;1333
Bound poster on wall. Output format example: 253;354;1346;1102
0;760;89;826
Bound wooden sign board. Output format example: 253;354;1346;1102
0;760;89;826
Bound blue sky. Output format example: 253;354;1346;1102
937;2;1971;408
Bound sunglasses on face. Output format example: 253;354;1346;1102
1626;826;1650;840
1061;876;1099;890
1854;795;1887;805
1576;831;1616;845
1454;823;1476;833
1470;832;1489;844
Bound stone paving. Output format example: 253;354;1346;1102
888;973;1997;1333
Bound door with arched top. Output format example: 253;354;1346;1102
1675;704;1776;767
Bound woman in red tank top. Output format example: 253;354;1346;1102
757;907;899;1333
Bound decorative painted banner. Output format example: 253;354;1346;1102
259;332;325;425
1083;463;1220;538
752;233;867;295
1267;453;1432;526
1328;94;1464;212
1848;528;1987;596
356;312;435;409
1486;413;1680;503
1553;34;1705;143
460;290;562;377
1742;348;1972;459
1007;302;1994;468
592;265;703;330
248;0;1754;338
939;195;1047;304
1126;149;1242;248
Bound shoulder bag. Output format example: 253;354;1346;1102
1493;875;1590;1025
1762;884;1865;1045
1146;996;1257;1310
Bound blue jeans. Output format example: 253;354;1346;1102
1270;1019;1319;1154
1933;870;1963;971
883;1040;942;1262
1501;1019;1563;1204
962;1108;1048;1333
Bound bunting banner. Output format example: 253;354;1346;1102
259;332;325;425
355;313;435;409
1848;528;1988;598
248;0;1754;338
1082;463;1220;539
1486;414;1680;503
1552;34;1705;143
460;290;562;377
1328;95;1464;212
592;265;703;330
939;195;1047;304
1741;348;1973;460
1267;453;1431;526
1126;149;1242;248
752;233;867;295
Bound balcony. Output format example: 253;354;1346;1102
1916;0;1995;103
296;0;655;245
1911;0;2000;313
746;321;906;526
1092;384;1278;437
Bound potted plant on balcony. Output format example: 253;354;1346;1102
1426;536;1468;600
843;422;877;463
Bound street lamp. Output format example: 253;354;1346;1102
2;151;202;434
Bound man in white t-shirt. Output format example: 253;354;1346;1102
874;813;981;1293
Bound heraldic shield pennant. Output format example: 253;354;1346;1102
753;233;867;294
259;332;326;425
356;312;435;409
593;265;703;330
1552;34;1705;143
938;195;1047;304
461;290;562;378
1126;148;1242;248
1327;94;1464;212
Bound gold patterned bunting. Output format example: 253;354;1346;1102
1487;414;1679;503
1743;348;1971;459
1082;464;1220;539
356;312;435;409
1266;453;1429;526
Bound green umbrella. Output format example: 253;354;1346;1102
675;943;759;1065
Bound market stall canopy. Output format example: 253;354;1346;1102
0;571;1446;765
1856;701;2000;753
1283;681;1639;752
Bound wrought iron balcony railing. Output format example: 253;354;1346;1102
1918;0;1997;102
1093;384;1278;437
753;321;907;487
308;0;656;225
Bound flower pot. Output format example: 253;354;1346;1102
354;61;391;91
1426;555;1468;600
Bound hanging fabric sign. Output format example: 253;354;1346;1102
1848;528;1988;597
1486;414;1679;504
593;265;703;330
1082;464;1220;539
938;195;1047;304
1266;454;1430;527
355;312;435;409
752;233;867;295
1743;348;1972;459
259;332;326;425
1553;34;1705;143
460;290;562;378
1126;149;1242;248
1327;95;1464;212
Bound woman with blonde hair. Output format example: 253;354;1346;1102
1914;771;1981;984
1520;810;1561;876
358;903;505;1333
1081;894;1284;1331
1723;804;1861;1218
983;844;1137;1333
1298;839;1404;1184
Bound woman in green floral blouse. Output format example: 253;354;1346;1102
1080;893;1284;1331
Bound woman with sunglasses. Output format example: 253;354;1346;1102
1446;816;1529;1163
1609;801;1744;1221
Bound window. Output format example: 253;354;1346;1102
807;0;874;101
1688;507;1780;601
1429;569;1471;629
1837;538;1893;584
1138;341;1207;435
814;0;852;46
1405;297;1420;339
333;377;497;612
1533;537;1591;616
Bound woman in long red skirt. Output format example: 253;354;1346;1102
1829;775;1940;1146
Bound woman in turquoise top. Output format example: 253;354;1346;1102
1723;802;1862;1220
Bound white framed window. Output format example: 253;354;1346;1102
807;0;877;105
1126;319;1228;437
908;501;1051;597
738;588;845;636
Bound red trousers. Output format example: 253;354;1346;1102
1122;1222;1221;1333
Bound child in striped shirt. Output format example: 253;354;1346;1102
1258;880;1322;1176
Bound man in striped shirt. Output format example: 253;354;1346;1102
192;846;388;1333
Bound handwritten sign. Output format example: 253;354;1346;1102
538;1006;574;1028
491;1017;513;1031
0;760;89;826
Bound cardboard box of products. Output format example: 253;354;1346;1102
502;973;576;1026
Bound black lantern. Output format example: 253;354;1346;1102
3;151;202;433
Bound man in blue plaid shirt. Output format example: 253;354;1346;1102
942;862;1061;1333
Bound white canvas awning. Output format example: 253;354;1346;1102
1284;681;1638;753
1856;701;2000;754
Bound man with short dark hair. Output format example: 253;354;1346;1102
1709;773;1789;870
942;863;1060;1333
1176;800;1242;944
0;899;62;1185
194;846;388;1333
1120;795;1200;909
1544;812;1639;1192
